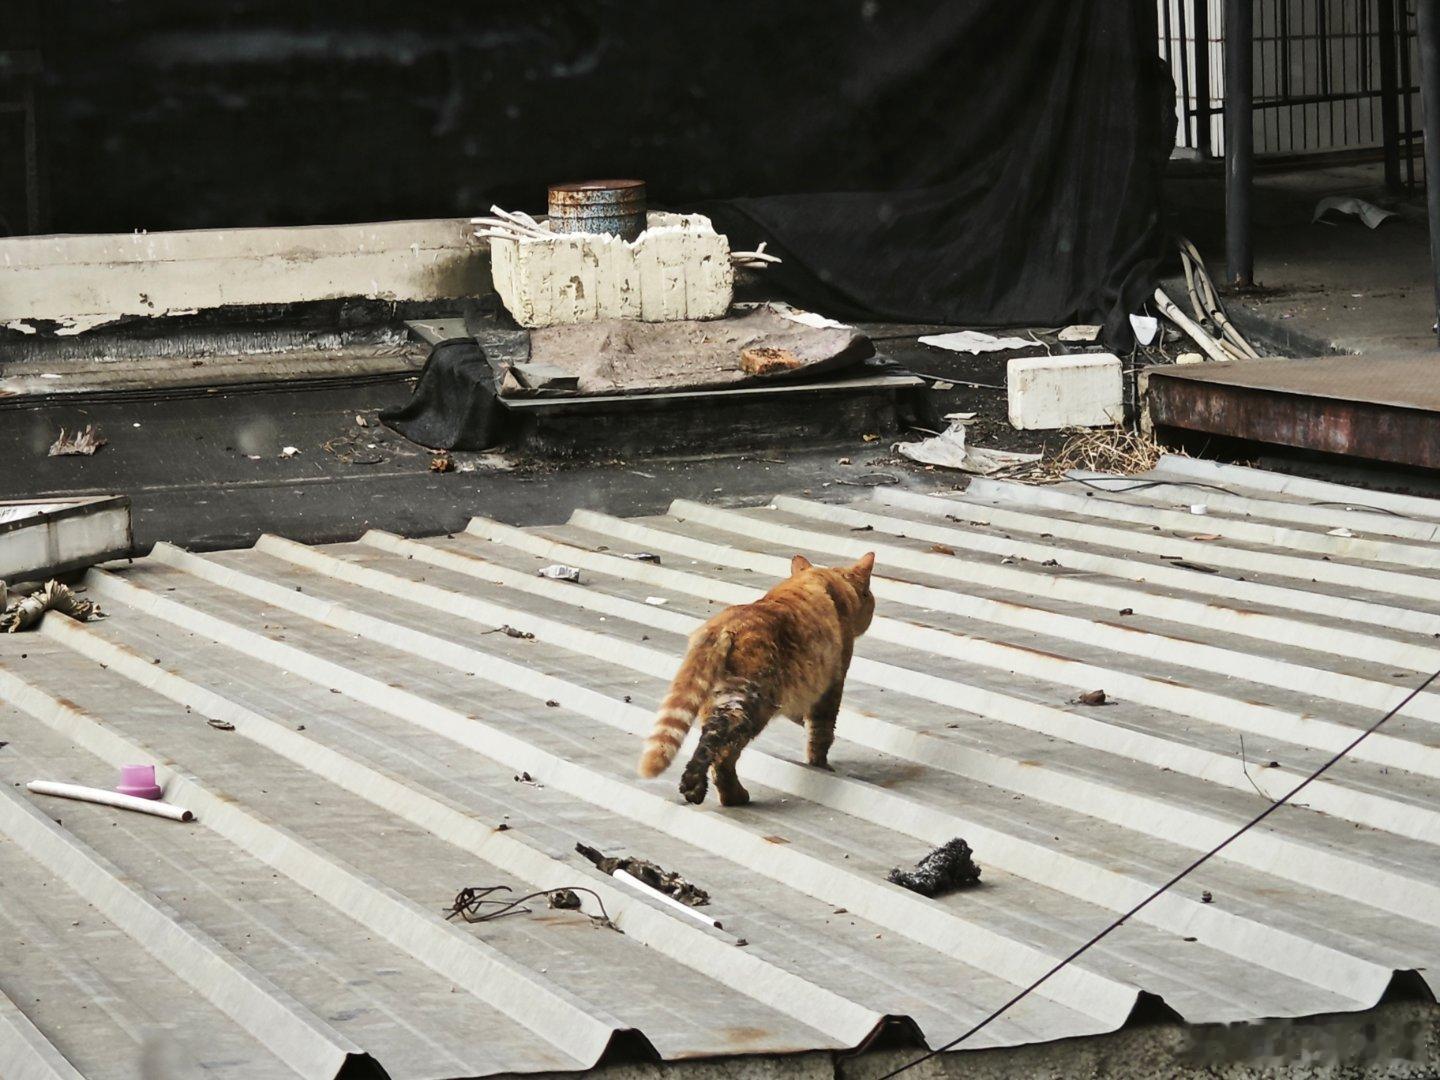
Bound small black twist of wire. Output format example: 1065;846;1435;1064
445;885;617;930
875;663;1440;1080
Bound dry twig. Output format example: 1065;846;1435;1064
1014;426;1180;483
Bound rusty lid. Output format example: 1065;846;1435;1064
548;179;645;193
548;179;647;211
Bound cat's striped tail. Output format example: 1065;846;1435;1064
638;628;733;778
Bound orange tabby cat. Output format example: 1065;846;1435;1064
637;552;876;806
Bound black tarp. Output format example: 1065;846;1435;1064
379;338;506;451
30;1;1170;346
705;5;1175;349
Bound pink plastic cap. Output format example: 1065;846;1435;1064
116;764;163;800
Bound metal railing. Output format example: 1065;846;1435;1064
1159;0;1424;187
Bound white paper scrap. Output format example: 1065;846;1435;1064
1313;196;1395;230
918;330;1034;354
746;301;854;330
1129;314;1159;346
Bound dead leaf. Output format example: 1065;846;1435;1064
48;425;107;457
930;544;956;556
1077;690;1107;706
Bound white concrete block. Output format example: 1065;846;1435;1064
1007;352;1124;430
489;212;732;328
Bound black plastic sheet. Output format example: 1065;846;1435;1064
39;1;1170;347
379;339;504;451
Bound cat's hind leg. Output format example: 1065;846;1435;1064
805;682;844;770
680;690;769;806
711;743;750;807
678;704;730;805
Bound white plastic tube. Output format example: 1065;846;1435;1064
27;780;194;822
1153;287;1237;365
612;869;723;929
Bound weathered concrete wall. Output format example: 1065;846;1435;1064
0;218;489;332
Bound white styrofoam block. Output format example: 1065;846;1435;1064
1007;352;1124;430
489;212;733;328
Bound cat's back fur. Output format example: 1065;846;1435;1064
638;553;875;805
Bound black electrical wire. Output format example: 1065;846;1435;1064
1068;476;1411;518
1067;476;1244;497
874;662;1440;1080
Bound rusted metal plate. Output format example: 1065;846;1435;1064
1147;355;1440;412
1146;357;1440;470
548;179;647;241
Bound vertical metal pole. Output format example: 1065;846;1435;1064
1379;0;1401;192
1195;0;1214;156
23;80;40;233
1418;0;1440;345
1225;0;1254;287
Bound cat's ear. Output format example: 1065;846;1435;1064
790;554;813;576
853;552;876;583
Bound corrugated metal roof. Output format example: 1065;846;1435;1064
4;455;1440;1079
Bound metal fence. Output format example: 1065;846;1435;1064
1159;0;1424;186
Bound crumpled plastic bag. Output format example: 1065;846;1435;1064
888;838;982;897
895;415;1041;474
917;330;1034;354
1313;196;1395;230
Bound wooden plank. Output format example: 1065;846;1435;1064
0;347;424;400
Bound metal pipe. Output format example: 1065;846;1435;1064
1224;0;1254;287
1378;0;1401;192
1418;0;1440;345
1194;0;1213;157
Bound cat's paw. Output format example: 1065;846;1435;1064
679;772;708;804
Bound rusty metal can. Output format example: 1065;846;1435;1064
547;179;647;242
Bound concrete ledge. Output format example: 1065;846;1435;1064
0;219;491;334
0;495;132;583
